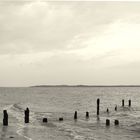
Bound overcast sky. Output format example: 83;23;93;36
0;1;140;86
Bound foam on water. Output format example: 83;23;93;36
0;87;140;140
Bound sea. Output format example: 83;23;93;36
0;86;140;140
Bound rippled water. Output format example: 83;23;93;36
0;86;140;140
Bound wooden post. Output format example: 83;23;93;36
24;108;29;123
106;108;109;113
3;110;8;126
97;98;100;116
86;112;89;118
114;120;119;125
59;117;63;121
74;111;77;120
129;99;131;107
122;99;124;107
106;119;110;126
115;105;117;111
43;118;48;123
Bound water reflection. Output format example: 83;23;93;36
1;126;8;140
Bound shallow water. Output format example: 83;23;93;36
0;86;140;140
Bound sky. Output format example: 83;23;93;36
0;0;140;86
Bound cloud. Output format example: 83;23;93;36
1;1;140;55
1;1;140;86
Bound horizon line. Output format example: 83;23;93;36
30;84;140;87
1;84;140;88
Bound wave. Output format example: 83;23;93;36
16;124;32;140
2;102;140;140
3;103;34;140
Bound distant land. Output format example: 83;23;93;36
31;85;140;87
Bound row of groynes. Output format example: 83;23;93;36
3;99;131;126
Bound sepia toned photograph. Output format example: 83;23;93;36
0;0;140;139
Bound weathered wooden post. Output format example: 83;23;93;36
97;98;100;116
115;105;117;111
59;117;63;121
43;118;48;123
106;119;110;126
24;108;29;123
106;108;109;113
86;112;89;118
122;99;124;107
74;111;77;120
114;120;119;125
129;99;131;107
3;110;8;126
